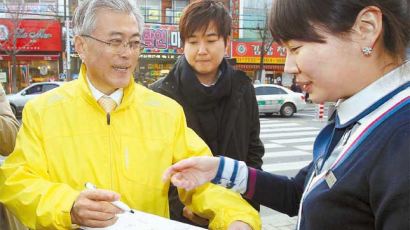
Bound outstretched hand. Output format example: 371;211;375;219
162;156;220;191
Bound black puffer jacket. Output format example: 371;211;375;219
150;57;264;168
150;57;264;225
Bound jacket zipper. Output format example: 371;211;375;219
107;112;113;189
107;113;111;125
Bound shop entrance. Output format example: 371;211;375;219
7;64;30;90
16;64;30;89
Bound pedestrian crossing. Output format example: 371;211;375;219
260;118;325;176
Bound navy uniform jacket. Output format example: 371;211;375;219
244;62;410;230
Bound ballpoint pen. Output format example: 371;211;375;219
85;182;134;214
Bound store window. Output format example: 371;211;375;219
141;0;161;23
171;0;188;24
28;60;59;83
0;59;59;91
166;0;189;24
0;62;9;91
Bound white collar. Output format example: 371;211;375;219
86;77;123;106
201;70;222;87
336;61;410;126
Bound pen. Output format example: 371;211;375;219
84;182;134;214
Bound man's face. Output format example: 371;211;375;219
75;9;141;94
183;21;227;81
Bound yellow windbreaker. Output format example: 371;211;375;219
0;66;261;230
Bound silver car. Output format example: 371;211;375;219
7;82;64;116
254;84;306;117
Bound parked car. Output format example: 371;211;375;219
254;84;306;117
7;82;64;117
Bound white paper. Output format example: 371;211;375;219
83;209;205;230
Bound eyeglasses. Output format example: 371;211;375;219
81;34;145;54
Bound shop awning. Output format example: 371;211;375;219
0;54;60;61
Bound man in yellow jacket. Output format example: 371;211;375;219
0;0;260;229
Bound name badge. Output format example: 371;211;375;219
325;170;337;188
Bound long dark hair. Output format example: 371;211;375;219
269;0;410;58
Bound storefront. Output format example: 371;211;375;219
231;41;286;83
139;23;183;83
0;19;62;93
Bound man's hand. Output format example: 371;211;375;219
162;156;220;191
182;206;209;226
70;189;123;228
228;221;253;230
183;207;252;230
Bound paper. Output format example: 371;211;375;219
83;209;205;230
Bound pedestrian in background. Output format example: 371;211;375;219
150;0;264;226
163;0;410;229
0;84;26;230
0;0;260;229
0;84;19;156
290;78;302;93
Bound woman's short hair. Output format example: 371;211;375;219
269;0;410;57
73;0;144;36
179;0;231;46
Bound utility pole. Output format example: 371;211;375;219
257;3;273;84
64;0;71;81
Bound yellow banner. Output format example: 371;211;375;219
235;57;286;64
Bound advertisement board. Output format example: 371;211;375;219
142;24;183;54
232;41;287;64
0;19;62;52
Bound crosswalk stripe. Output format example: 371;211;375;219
270;137;316;144
260;127;320;133
260;131;319;138
262;161;311;172
263;143;285;149
263;150;311;158
260;123;299;128
260;120;282;124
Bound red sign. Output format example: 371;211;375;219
0;19;62;52
232;41;287;64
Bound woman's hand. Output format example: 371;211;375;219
162;156;220;191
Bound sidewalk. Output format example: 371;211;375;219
262;213;297;230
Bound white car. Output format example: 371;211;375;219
254;84;306;117
7;82;64;116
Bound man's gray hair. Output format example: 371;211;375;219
73;0;144;36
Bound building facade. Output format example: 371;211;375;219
0;0;65;92
0;0;285;92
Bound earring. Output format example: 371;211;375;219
362;47;373;56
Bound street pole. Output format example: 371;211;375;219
64;0;71;81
